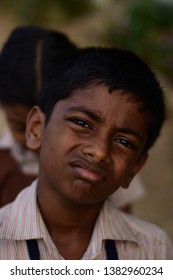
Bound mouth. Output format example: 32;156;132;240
70;159;107;183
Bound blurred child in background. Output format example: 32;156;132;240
0;26;77;206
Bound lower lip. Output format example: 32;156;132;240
72;166;104;183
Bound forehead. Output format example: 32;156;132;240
56;84;145;117
52;84;148;134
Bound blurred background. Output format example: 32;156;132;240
0;0;173;241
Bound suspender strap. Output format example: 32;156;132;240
105;239;119;260
26;240;40;260
26;239;118;260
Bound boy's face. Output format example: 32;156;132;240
27;84;148;205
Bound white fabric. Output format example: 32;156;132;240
110;175;145;208
0;129;39;175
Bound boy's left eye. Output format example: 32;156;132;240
115;138;135;149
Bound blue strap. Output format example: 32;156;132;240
105;239;119;260
26;239;40;260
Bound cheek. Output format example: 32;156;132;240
40;133;65;168
110;156;137;184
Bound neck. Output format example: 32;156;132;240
37;183;104;259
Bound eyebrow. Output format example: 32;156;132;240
67;106;104;123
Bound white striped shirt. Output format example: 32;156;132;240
0;180;172;259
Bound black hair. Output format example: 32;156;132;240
0;25;77;107
38;47;165;153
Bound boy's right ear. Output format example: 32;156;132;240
26;106;45;151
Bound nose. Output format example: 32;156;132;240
82;136;110;163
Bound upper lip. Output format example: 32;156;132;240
70;158;108;181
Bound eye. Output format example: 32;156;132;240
114;137;136;150
69;118;92;129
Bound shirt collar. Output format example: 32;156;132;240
82;199;139;259
0;181;139;248
102;199;139;244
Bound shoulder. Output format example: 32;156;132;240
107;198;165;240
105;201;173;259
123;212;173;259
0;180;38;232
122;211;167;240
0;203;12;225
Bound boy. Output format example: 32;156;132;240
0;47;172;259
0;26;144;212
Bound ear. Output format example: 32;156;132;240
121;153;148;189
26;106;45;151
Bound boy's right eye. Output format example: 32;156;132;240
72;119;90;128
71;119;91;128
67;118;92;130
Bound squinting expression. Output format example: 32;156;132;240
37;84;148;205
